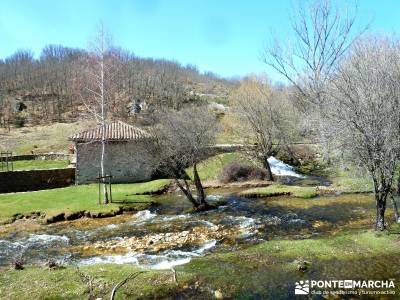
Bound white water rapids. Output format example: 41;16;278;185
78;239;217;269
267;156;305;178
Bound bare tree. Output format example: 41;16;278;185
263;0;367;162
230;77;299;180
147;106;218;210
79;24;116;204
326;37;400;230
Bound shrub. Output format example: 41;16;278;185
13;114;26;128
46;259;62;269
12;258;24;270
219;163;267;183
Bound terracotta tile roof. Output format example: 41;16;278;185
70;121;149;142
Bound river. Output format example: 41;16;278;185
0;189;379;270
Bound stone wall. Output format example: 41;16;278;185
0;168;75;193
3;154;36;161
75;141;153;184
3;153;72;161
33;153;72;161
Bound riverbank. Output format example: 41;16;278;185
0;150;374;224
0;179;171;224
1;230;399;299
0;174;371;226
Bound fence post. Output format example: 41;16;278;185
98;171;101;205
109;174;112;203
5;153;8;172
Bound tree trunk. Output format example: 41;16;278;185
193;163;206;204
100;52;108;205
262;157;274;181
390;194;400;223
375;196;386;231
174;179;198;208
397;175;400;195
101;134;109;204
319;121;330;164
57;96;62;122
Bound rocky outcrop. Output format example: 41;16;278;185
77;224;249;255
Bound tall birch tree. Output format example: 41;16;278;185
81;23;115;204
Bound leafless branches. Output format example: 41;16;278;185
264;0;365;101
145;106;218;209
263;0;368;161
110;271;147;300
230;77;300;179
326;37;400;230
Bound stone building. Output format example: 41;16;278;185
70;121;153;184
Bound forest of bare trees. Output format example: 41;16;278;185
0;43;233;127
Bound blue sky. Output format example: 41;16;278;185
0;0;399;79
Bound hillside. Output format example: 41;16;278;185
0;46;235;128
0;121;94;154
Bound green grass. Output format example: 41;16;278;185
239;184;318;199
249;231;396;260
127;179;171;194
0;160;69;172
180;230;400;298
187;152;260;181
1;230;399;299
0;264;178;300
0;179;171;223
0;121;94;154
330;169;373;193
295;159;329;176
296;159;374;193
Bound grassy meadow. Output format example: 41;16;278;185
0;179;171;224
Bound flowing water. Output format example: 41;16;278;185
2;189;400;298
267;156;305;178
0;189;379;269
